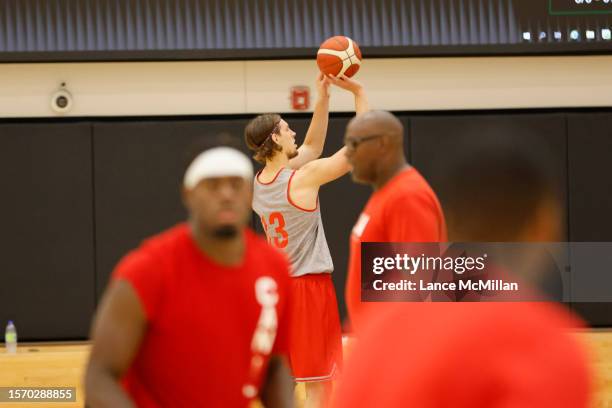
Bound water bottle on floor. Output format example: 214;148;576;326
5;321;17;354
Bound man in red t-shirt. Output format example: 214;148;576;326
333;301;591;408
85;145;293;407
343;110;447;331
333;140;592;407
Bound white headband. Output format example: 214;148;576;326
183;147;254;189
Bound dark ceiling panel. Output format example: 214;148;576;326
0;0;611;62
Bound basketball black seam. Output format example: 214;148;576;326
319;53;358;69
333;36;353;66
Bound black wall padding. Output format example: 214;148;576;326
0;122;95;340
2;111;612;341
568;113;612;242
409;112;569;239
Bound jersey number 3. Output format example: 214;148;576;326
261;212;289;249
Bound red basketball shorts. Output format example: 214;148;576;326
288;273;343;383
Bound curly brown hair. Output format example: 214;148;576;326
244;113;283;164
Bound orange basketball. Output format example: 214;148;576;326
316;36;362;78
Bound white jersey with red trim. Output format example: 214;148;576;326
252;167;333;277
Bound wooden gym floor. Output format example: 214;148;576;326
0;330;610;408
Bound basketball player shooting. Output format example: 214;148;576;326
245;72;368;407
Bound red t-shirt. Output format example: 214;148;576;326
111;224;291;407
346;167;447;331
333;302;592;408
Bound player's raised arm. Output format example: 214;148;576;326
291;77;370;190
328;75;369;115
288;73;331;170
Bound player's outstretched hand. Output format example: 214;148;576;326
327;74;364;95
316;72;331;99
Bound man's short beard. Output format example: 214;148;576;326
212;225;239;239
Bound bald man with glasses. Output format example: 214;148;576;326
343;110;447;333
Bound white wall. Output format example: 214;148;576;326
0;55;611;118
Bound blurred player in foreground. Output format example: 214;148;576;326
245;73;368;407
333;140;592;408
85;145;293;407
343;110;447;332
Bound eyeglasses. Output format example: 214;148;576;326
344;134;383;151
